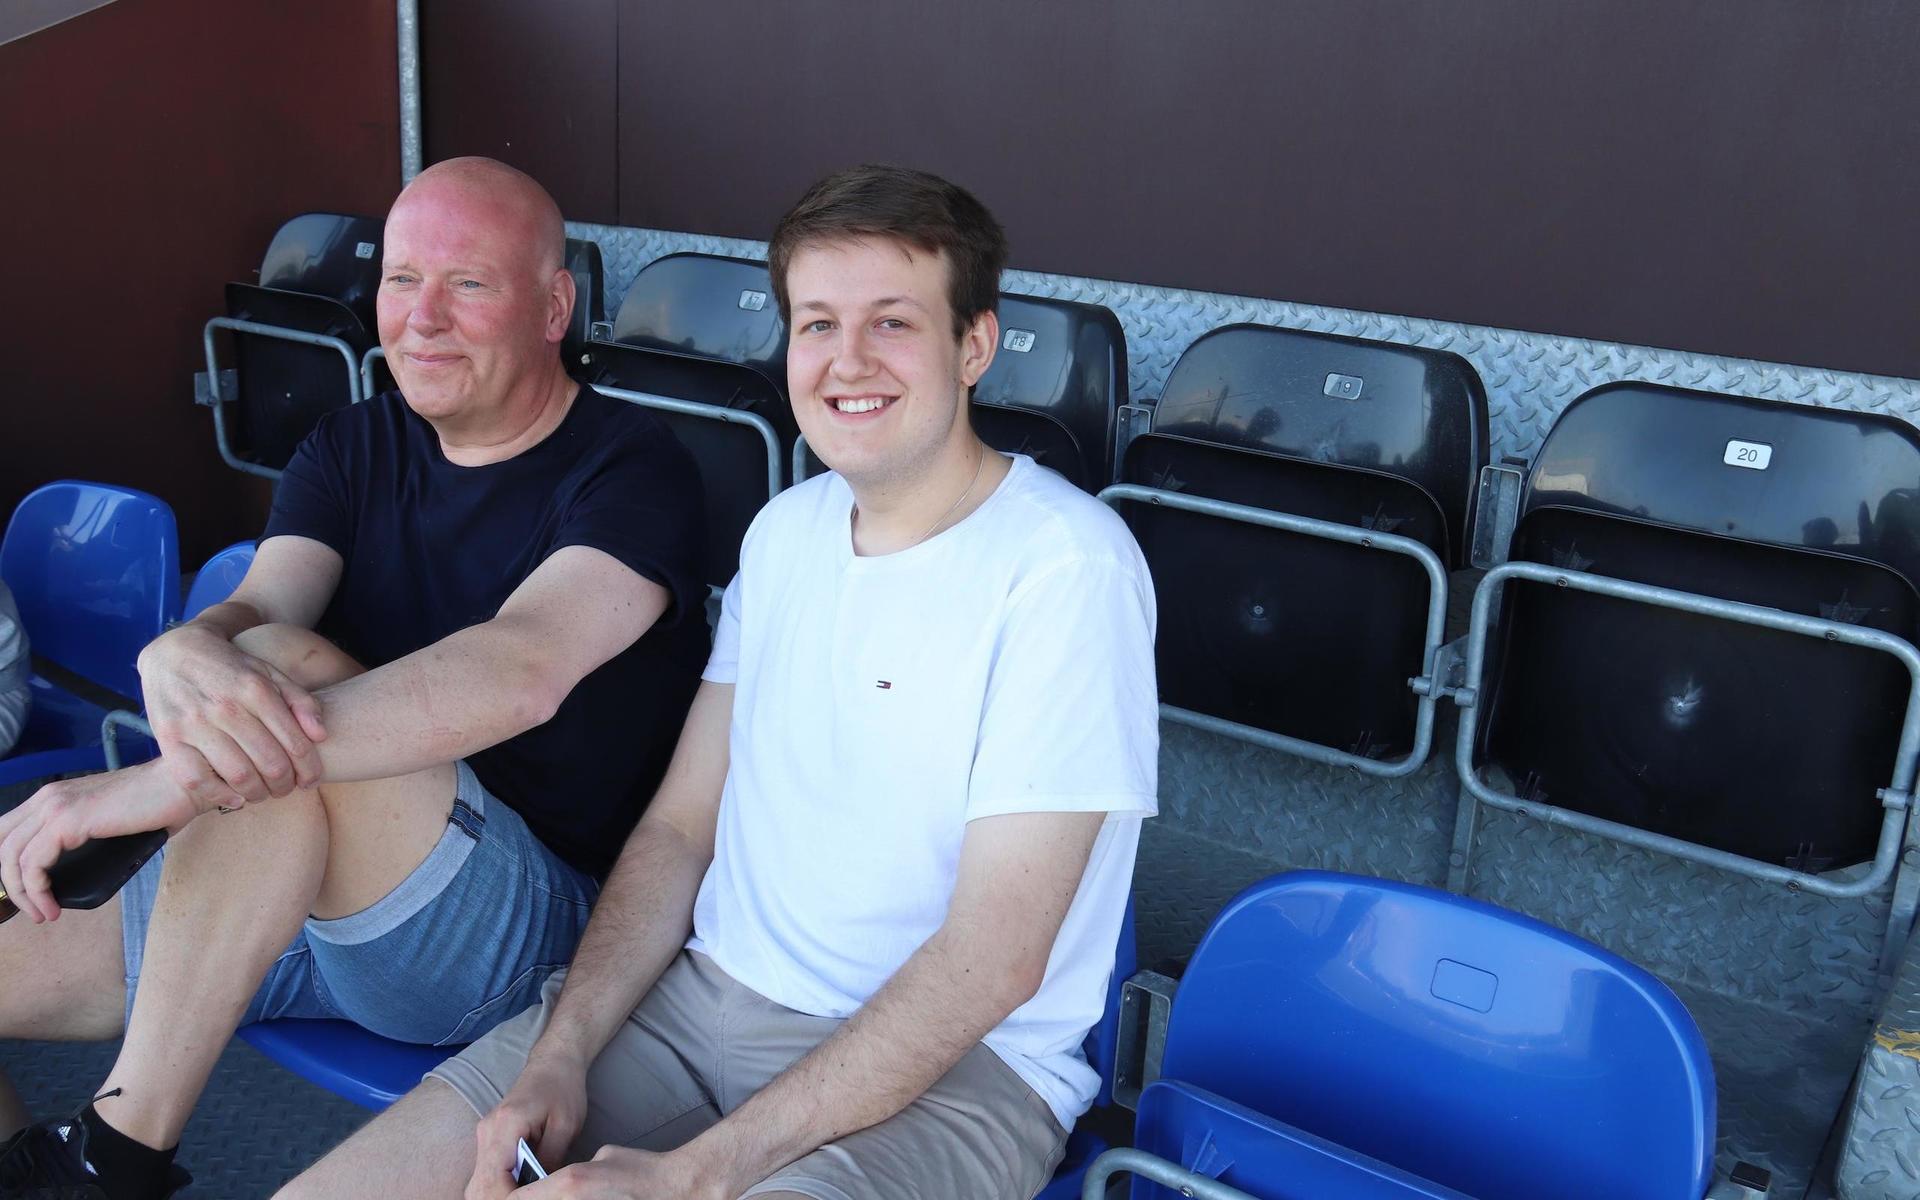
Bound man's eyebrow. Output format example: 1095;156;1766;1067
793;296;929;313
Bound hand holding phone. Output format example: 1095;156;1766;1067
513;1137;549;1187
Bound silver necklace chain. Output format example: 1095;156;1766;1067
855;445;987;549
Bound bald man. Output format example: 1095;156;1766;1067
0;158;708;1200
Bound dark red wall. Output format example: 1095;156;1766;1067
424;0;1920;382
0;0;400;563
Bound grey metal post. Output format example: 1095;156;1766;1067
397;0;422;184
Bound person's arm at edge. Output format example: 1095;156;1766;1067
469;678;733;1186
665;807;1106;1199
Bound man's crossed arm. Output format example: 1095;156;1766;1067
0;535;672;920
468;680;1107;1200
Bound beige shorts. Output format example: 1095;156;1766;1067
429;950;1069;1200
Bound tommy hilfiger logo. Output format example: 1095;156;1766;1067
876;680;893;690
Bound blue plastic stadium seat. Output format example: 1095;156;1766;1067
238;1020;458;1110
1112;325;1486;766
1124;870;1715;1200
183;541;256;620
0;482;179;787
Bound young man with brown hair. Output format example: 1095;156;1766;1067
284;164;1158;1200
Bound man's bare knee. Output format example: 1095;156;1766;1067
274;1078;476;1200
231;624;364;690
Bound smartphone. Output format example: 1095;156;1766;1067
513;1138;548;1187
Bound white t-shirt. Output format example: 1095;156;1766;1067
690;454;1159;1128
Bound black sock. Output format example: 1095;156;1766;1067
76;1104;177;1200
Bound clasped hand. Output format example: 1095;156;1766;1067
137;624;327;810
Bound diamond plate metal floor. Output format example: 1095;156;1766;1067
3;1035;368;1198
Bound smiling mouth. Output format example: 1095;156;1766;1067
829;396;895;415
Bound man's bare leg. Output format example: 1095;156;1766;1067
0;896;125;1136
273;1078;477;1200
88;625;457;1151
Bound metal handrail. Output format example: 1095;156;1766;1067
202;317;364;481
360;345;387;399
792;432;815;486
1450;560;1920;910
101;709;153;772
588;384;784;501
1098;483;1450;779
1082;1148;1259;1200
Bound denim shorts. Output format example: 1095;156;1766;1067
120;761;599;1046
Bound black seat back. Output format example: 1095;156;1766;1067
1481;383;1920;870
611;253;786;392
1155;324;1488;567
972;293;1127;490
221;214;386;470
1121;432;1448;759
257;212;385;325
562;237;607;372
224;285;374;471
588;345;785;587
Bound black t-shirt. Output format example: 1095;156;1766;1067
264;386;709;877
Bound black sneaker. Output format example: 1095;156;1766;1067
0;1109;191;1200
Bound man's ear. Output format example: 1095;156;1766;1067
547;268;577;345
960;308;998;388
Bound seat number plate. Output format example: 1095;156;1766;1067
1724;439;1772;470
1003;329;1036;353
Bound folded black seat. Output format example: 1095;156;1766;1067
1474;383;1920;872
586;254;790;588
970;293;1128;491
218;213;385;471
1116;324;1488;769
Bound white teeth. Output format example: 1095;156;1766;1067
834;397;888;414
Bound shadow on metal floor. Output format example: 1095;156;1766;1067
4;1035;369;1198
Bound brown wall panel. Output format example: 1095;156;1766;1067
597;0;1920;381
0;0;399;564
421;0;619;220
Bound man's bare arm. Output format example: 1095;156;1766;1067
290;544;674;784
468;680;733;1189
672;808;1107;1198
137;535;344;806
